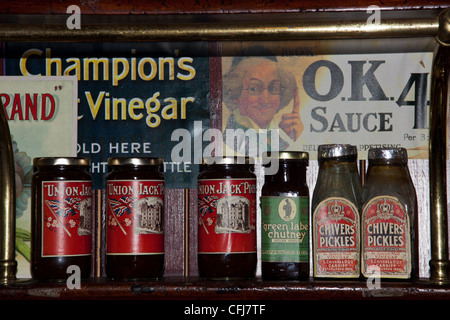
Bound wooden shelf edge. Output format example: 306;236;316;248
1;277;449;300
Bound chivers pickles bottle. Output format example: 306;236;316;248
312;144;361;279
31;157;92;281
261;151;309;280
361;148;418;281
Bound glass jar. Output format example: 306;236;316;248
361;148;418;280
312;144;362;279
261;151;310;280
106;157;165;279
31;157;92;281
197;157;257;279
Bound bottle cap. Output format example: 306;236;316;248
108;157;163;166
318;144;357;160
33;157;90;166
368;147;408;163
262;151;309;161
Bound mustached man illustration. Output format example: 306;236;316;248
222;46;304;153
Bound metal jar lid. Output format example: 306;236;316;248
368;147;408;162
262;151;309;161
201;156;253;165
318;144;357;160
108;157;163;166
33;157;90;166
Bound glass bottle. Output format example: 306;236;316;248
31;157;92;281
106;157;165;279
361;147;418;280
197;157;257;279
260;151;309;280
312;144;361;279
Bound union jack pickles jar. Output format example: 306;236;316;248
197;157;257;279
31;157;92;281
106;157;165;279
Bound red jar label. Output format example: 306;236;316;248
41;180;92;257
313;197;360;278
362;196;411;279
107;179;164;255
198;178;257;254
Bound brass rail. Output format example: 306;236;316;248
0;11;441;41
0;101;16;284
0;9;449;284
0;18;439;42
429;9;450;284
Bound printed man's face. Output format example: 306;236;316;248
237;62;281;128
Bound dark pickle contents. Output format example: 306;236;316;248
198;253;257;280
31;157;92;281
261;151;310;280
197;157;257;280
106;157;165;280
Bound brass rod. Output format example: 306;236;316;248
429;9;450;284
0;101;17;284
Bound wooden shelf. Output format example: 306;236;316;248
1;277;449;300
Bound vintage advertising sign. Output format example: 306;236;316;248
221;49;432;159
5;42;211;189
6;43;433;193
0;76;78;277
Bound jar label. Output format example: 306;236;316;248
198;178;257;254
313;197;360;278
362;196;411;279
41;180;92;257
260;196;309;263
106;179;164;255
